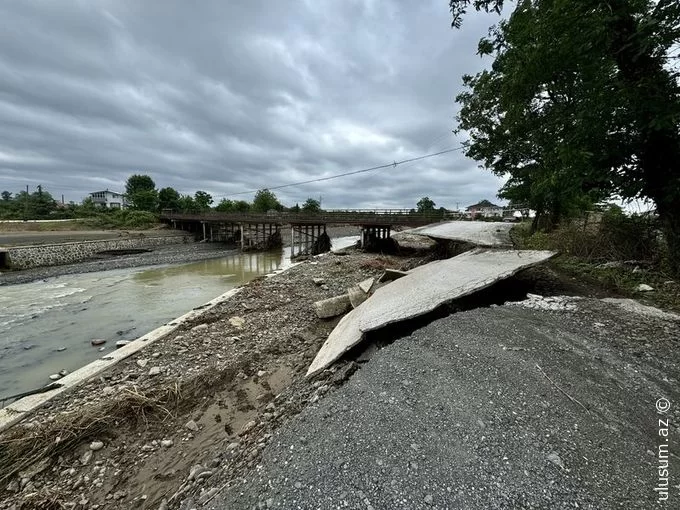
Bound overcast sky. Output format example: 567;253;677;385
0;0;504;209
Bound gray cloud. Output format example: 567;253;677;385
0;0;505;209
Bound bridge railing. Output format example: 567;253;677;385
160;210;450;225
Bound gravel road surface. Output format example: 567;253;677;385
210;297;679;509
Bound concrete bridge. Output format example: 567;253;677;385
159;209;445;256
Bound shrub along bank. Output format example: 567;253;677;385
512;209;679;312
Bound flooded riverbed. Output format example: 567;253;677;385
0;237;357;400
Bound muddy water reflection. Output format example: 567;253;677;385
0;249;289;399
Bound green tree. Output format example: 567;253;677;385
177;195;196;213
125;174;158;212
158;187;180;211
215;198;235;212
289;203;301;213
252;188;283;212
1;191;11;201
31;186;57;218
301;198;322;214
233;200;251;212
449;0;680;270
194;191;213;211
416;197;436;213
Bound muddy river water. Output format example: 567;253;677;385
0;238;357;400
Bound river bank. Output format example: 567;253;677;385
0;225;360;286
0;247;431;510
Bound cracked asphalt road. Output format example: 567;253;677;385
207;297;680;509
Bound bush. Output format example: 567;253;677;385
514;209;662;264
82;209;159;230
122;210;158;228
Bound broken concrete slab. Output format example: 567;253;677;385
313;294;352;319
348;285;368;309
358;277;375;294
407;221;513;247
307;249;555;376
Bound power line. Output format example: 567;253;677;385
221;146;464;198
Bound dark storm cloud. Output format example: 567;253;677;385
0;0;504;209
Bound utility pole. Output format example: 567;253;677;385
24;185;29;220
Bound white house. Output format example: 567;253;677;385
465;200;505;218
87;190;128;209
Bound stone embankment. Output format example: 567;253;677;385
1;233;190;270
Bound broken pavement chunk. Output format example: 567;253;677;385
377;269;409;283
347;285;368;309
407;220;513;247
358;278;375;294
307;249;555;376
313;294;352;319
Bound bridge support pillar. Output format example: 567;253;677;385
360;224;393;252
291;223;329;258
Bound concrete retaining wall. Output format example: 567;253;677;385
3;234;191;270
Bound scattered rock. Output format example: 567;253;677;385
257;370;267;378
148;367;161;377
137;359;149;368
112;490;127;500
89;441;104;451
636;283;654;292
116;340;131;348
547;451;565;470
48;374;61;381
55;346;67;352
198;488;219;505
185;420;199;432
229;316;245;328
161;439;174;448
192;324;209;332
80;450;93;466
188;464;206;481
239;420;257;435
312;277;325;286
424;494;434;505
58;369;68;377
91;339;106;346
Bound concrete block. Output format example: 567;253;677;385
358;278;375;294
348;285;368;309
313;294;352;319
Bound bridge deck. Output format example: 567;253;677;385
160;211;444;227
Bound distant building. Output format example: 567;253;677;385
87;190;128;209
466;199;504;218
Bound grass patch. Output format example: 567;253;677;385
0;220;90;232
0;211;162;232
